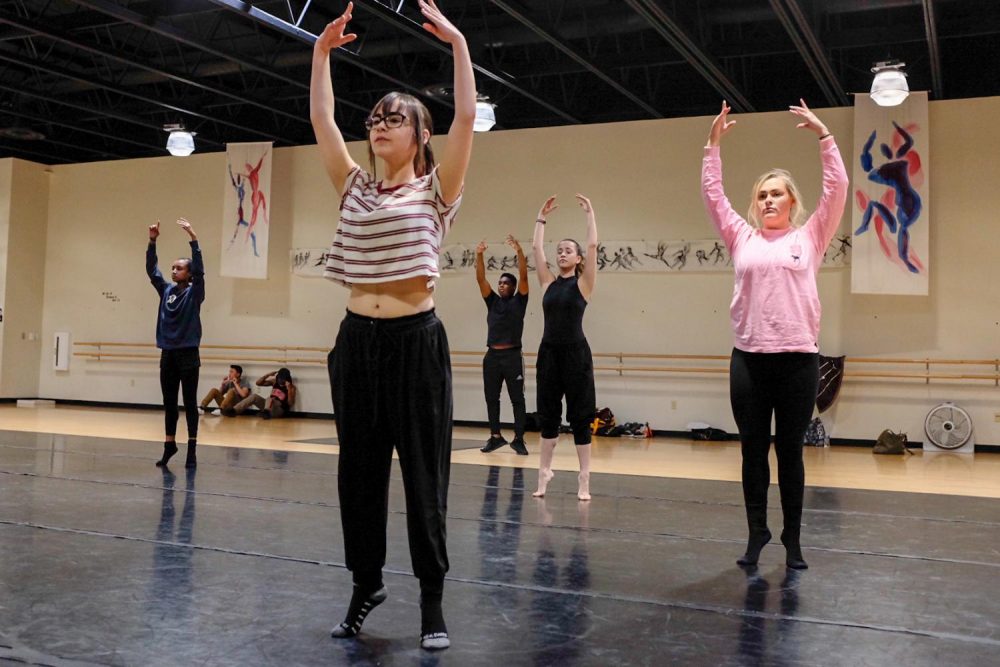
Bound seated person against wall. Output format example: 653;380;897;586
198;364;251;415
230;368;296;419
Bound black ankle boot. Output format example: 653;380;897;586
185;440;197;469
155;441;178;467
331;585;388;638
737;505;771;566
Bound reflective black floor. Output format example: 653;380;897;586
1;429;999;666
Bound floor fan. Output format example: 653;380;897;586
923;402;975;453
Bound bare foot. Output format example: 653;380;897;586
533;468;554;497
577;472;591;501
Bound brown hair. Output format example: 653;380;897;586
747;169;807;229
560;238;585;277
366;92;436;179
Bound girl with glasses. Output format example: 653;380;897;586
310;0;474;651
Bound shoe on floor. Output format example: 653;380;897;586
509;437;529;456
211;409;222;416
480;435;508;453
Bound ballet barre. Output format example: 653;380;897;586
73;342;1000;385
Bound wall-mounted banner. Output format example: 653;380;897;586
221;142;272;279
292;237;850;278
851;92;930;295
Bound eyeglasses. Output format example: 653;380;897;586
364;112;407;131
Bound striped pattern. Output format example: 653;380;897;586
325;166;462;287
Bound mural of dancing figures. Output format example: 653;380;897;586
221;142;273;279
850;92;929;295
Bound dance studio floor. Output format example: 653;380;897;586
1;407;1000;665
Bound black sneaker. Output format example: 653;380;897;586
480;435;508;453
509;437;529;456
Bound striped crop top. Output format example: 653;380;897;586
324;165;462;287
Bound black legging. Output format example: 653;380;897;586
729;349;818;532
160;348;200;439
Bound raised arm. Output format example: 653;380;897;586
146;221;167;295
474;240;491;298
790;100;848;249
576;194;598;300
310;3;359;192
177;218;205;301
507;234;529;295
256;373;275;387
533;196;558;289
702;101;748;247
419;0;475;204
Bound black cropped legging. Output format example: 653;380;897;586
729;348;818;520
159;347;200;440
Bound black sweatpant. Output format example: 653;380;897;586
536;339;596;444
483;347;526;438
328;310;452;588
729;348;818;535
159;347;200;440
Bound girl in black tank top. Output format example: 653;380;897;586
530;194;599;501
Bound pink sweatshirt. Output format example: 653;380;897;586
701;137;848;353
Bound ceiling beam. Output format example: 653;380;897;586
0;9;311;129
0;50;287;147
69;0;369;138
348;0;579;122
0;100;165;153
768;0;848;107
921;0;943;98
622;0;754;112
203;0;434;104
487;0;661;118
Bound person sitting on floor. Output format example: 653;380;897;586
230;368;296;419
198;364;251;416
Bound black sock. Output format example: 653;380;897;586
185;439;197;469
331;584;387;638
737;529;772;566
419;589;449;649
782;530;809;569
155;441;178;467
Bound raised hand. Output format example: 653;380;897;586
176;217;196;239
316;2;357;55
505;234;523;253
707;100;736;147
575;193;593;214
476;239;488;255
149;221;160;240
419;0;464;45
538;195;558;220
789;98;829;137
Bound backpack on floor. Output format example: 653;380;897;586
873;429;911;455
803;417;830;447
591;407;616;435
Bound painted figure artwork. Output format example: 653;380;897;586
292;236;847;278
222;141;273;279
851;92;929;295
854;122;924;273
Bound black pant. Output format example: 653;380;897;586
536;339;595;444
328;310;452;587
160;347;200;439
483;347;526;438
729;349;818;534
